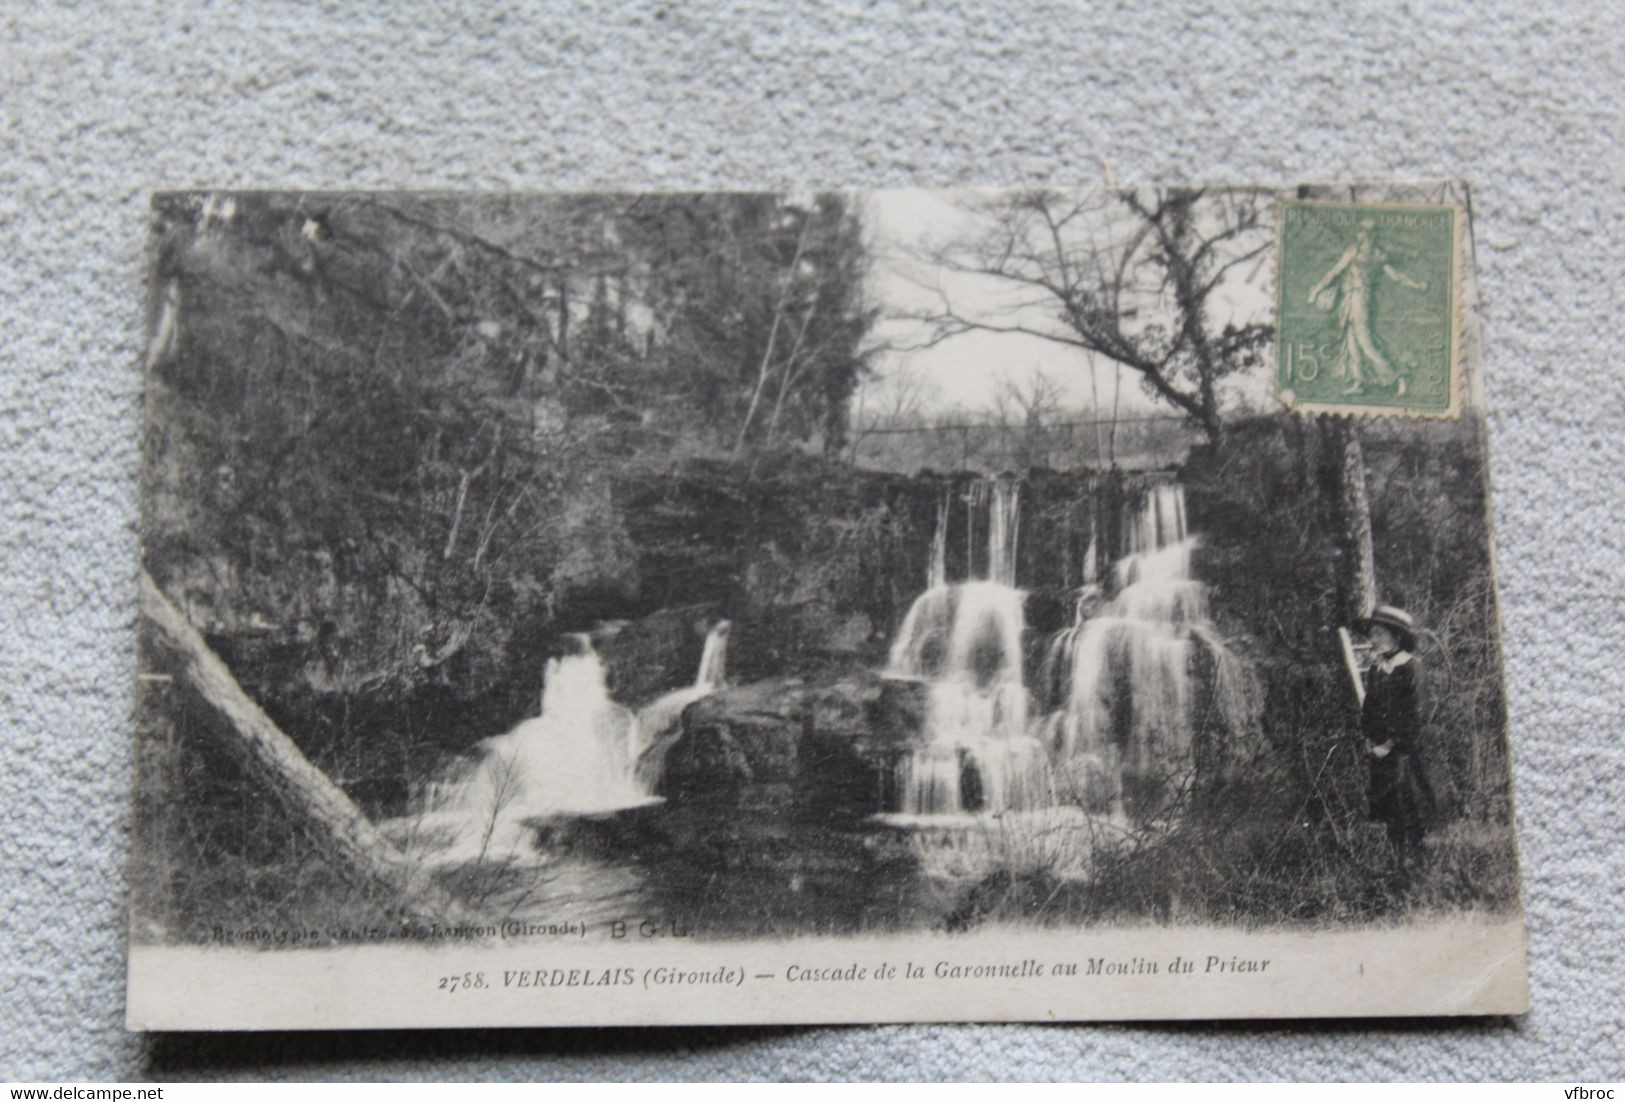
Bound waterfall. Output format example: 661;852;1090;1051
987;479;1020;588
1081;532;1098;587
888;479;1053;815
629;619;732;791
883;477;1256;823
1048;486;1195;789
886;585;952;680
1045;483;1255;813
927;489;949;591
899;581;1046;815
693;619;730;691
425;635;651;862
412;620;733;862
965;482;982;581
890;482;1022;680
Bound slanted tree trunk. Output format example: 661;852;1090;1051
139;570;466;925
1318;418;1377;624
735;216;813;454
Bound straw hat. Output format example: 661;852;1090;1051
1363;604;1417;651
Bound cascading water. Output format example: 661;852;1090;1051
965;482;983;582
987;478;1020;588
693;620;729;693
629;619;732;791
884;477;1255;823
927;489;949;591
1042;483;1255;815
888;480;1053;816
410;620;733;863
420;634;651;862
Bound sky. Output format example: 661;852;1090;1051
856;188;1277;420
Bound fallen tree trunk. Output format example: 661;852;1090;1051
139;569;468;926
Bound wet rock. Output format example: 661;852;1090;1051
732;605;878;676
524;802;668;858
656;673;906;818
1022;589;1076;638
869;677;930;744
597;603;721;706
827;612;874;653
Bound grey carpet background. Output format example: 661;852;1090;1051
2;0;1621;1081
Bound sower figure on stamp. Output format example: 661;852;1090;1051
1353;605;1437;875
1308;218;1429;396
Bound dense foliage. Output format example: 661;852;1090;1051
143;192;876;739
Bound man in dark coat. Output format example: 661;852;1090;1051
1359;605;1437;869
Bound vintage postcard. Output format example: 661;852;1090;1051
128;182;1526;1029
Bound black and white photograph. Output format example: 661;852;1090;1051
127;183;1526;1028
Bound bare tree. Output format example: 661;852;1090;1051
989;368;1068;469
845;363;937;462
911;188;1272;446
666;195;877;455
735;213;814;452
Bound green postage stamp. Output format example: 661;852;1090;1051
1275;199;1463;418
